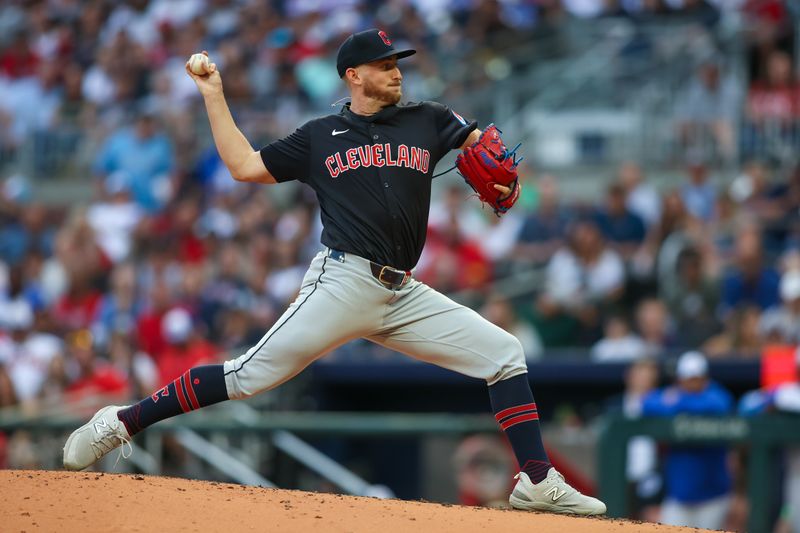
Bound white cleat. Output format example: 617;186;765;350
63;405;132;471
509;468;607;516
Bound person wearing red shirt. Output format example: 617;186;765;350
0;31;40;79
417;217;492;293
53;274;103;332
65;330;128;403
154;308;219;386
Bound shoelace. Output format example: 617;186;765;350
91;424;133;467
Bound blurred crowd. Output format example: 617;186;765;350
0;0;787;174
3;154;800;416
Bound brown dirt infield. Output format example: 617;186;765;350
1;470;713;532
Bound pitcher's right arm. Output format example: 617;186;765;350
186;52;276;184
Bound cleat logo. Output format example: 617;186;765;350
545;486;567;502
94;418;109;434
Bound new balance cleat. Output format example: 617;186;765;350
63;405;132;471
509;468;607;515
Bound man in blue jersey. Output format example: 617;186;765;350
642;351;733;529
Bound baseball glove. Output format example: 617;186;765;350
455;124;522;215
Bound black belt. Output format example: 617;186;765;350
328;249;411;289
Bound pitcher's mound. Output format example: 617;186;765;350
2;470;704;532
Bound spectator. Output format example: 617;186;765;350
93;262;142;347
2;262;46;314
660;246;721;349
709;190;739;266
168;196;207;265
52;268;103;332
594;182;646;261
155;307;219;386
758;269;800;344
719;221;781;316
93;107;175;212
0;300;63;407
417;209;492;294
680;156;716;223
453;434;517;507
81;45;116;108
591;314;649;363
605;358;662;521
0;59;62;150
176;264;208;326
428;183;487;246
650;190;692;258
515;174;572;267
533;218;625;346
674;60;740;163
731;160;778;217
265;239;310;306
634;298;674;357
38;352;70;407
617;162;661;230
0;196;55;267
136;279;175;359
65;329;128;404
731;159;790;254
0;30;40;79
642;351;734;529
136;237;184;296
649;190;710;290
702;305;763;358
86;171;144;265
480;293;543;361
744;49;798;159
216;305;262;353
746;49;797;127
472;208;525;266
201;240;249;336
107;330;158;400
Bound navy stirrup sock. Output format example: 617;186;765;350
117;365;229;436
488;373;552;483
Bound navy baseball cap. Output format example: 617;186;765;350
336;29;416;78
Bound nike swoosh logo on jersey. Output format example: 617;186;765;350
332;129;349;136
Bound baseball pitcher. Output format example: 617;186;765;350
63;28;605;516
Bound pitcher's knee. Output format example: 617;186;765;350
222;357;281;400
487;334;528;385
222;345;315;400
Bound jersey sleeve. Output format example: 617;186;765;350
259;122;311;183
427;101;478;153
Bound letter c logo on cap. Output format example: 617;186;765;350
378;31;391;46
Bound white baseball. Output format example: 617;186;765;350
188;53;209;75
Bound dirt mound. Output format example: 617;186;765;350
1;470;705;532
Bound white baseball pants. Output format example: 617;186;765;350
223;249;527;399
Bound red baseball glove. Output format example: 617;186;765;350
455;124;522;215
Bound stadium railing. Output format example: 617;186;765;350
598;413;800;533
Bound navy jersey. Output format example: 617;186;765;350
260;101;477;270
